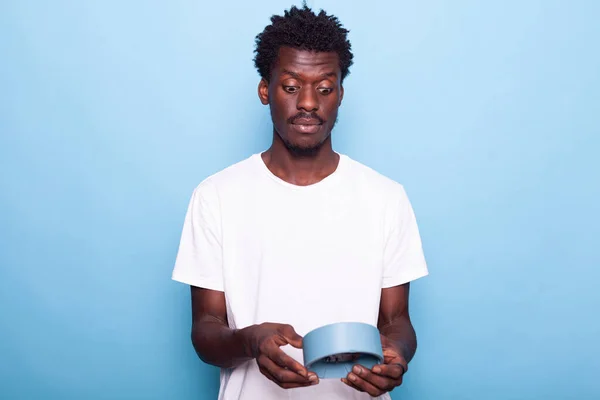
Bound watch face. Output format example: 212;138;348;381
323;352;362;363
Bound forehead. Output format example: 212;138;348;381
273;47;340;79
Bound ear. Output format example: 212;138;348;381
258;78;269;105
339;84;344;107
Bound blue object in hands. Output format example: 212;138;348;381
302;322;384;379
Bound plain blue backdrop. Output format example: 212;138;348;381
1;1;599;399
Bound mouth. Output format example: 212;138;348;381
291;121;322;134
293;118;322;126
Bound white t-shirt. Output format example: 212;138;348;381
172;152;428;400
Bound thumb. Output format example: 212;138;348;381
280;324;303;349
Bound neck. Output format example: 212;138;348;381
261;133;340;186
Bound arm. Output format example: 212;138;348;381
190;286;319;388
179;185;317;387
342;283;415;396
190;286;250;368
377;282;417;364
343;187;427;395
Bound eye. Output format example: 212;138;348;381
318;87;333;95
283;86;299;93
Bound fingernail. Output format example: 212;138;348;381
373;366;382;374
349;374;357;382
309;374;318;382
353;365;362;374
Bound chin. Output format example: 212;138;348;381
275;127;331;156
283;137;325;157
286;144;322;157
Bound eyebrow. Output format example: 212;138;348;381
281;69;338;80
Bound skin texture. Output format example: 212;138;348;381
258;46;344;187
190;287;318;389
189;48;418;395
341;283;416;396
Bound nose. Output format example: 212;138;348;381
296;86;319;112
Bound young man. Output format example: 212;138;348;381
172;5;428;400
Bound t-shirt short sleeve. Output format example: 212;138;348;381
171;180;224;291
382;185;429;288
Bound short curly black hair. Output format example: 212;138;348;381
253;3;354;82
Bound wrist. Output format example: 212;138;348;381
381;334;410;362
235;325;258;359
393;340;411;362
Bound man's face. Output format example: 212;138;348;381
259;47;344;155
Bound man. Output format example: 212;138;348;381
172;4;428;399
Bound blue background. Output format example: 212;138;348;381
1;1;598;399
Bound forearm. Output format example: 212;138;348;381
191;316;254;369
378;316;418;363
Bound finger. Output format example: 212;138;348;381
267;346;309;377
259;367;312;389
258;364;278;384
258;354;313;387
353;364;401;391
259;365;311;389
341;378;364;392
279;324;303;348
372;362;406;380
259;354;310;384
346;371;384;397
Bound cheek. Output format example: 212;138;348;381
271;95;294;119
269;101;284;121
324;103;340;122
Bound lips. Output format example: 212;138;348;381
291;121;322;134
292;119;322;126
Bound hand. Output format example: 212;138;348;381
243;323;319;389
342;335;407;396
